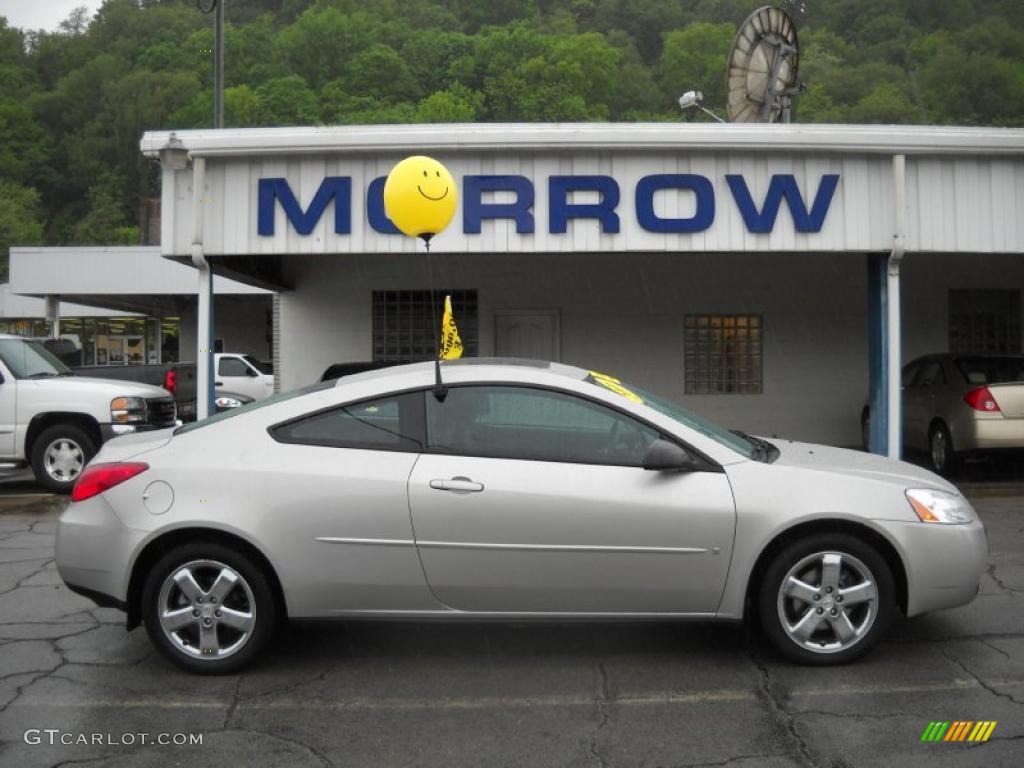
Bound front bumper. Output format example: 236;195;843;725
879;518;988;616
55;494;144;609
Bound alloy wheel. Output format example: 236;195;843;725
157;559;256;659
776;550;878;654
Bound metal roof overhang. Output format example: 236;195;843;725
140;122;1024;158
139;123;1024;289
8;247;274;312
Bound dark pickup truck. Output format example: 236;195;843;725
42;340;256;419
70;362;201;420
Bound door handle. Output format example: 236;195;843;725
215;381;224;386
429;476;485;493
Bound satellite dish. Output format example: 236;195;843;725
725;5;801;123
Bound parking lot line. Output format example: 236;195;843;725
13;676;1019;712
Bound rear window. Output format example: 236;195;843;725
956;356;1024;385
175;381;334;435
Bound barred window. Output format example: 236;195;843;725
949;290;1021;354
684;315;763;394
372;290;478;363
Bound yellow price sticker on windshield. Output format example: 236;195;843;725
587;371;643;403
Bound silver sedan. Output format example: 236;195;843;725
55;359;988;673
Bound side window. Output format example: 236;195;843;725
271;392;423;452
426;386;660;466
918;361;944;387
902;360;922;388
218;357;249;377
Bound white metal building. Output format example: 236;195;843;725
7;246;273;364
140;124;1024;448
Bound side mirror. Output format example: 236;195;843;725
642;439;704;472
246;367;259;377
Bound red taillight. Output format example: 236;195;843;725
164;369;176;396
71;462;149;502
964;386;1001;413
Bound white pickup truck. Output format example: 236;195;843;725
0;334;178;493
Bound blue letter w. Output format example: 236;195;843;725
258;177;352;236
726;174;839;233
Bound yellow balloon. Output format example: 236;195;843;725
383;156;458;242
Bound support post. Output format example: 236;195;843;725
867;154;907;460
867;253;889;456
887;154;906;461
213;0;224;129
191;156;215;420
44;296;60;339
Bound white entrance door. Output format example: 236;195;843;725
494;310;560;361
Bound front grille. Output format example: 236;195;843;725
145;397;178;427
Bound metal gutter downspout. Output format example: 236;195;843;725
191;155;215;420
887;154;907;460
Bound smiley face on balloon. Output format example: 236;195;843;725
383;156;458;243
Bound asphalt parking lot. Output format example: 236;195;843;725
0;470;1022;768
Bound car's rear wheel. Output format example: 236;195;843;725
142;542;276;673
758;533;895;665
929;423;959;476
30;423;95;494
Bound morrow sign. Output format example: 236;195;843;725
257;173;841;237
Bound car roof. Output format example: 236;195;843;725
330;357;590;389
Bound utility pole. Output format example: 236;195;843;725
214;0;224;128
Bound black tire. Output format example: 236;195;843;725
758;533;895;665
928;422;959;476
142;542;277;674
29;423;96;494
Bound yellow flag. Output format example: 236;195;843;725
439;295;463;360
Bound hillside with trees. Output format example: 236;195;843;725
1;0;1023;273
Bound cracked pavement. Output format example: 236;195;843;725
0;486;1022;767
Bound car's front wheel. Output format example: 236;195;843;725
30;423;96;493
758;533;895;665
142;542;277;673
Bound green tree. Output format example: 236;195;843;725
256;75;320;125
0;182;45;281
70;174;138;245
343;44;421;104
659;22;734;113
416;84;485;121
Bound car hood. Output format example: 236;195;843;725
68;376;172;398
766;439;957;493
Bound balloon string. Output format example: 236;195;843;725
425;239;439;360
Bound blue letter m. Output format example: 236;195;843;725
726;173;839;234
258;177;352;236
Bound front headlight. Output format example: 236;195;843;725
215;396;244;409
110;396;147;424
906;488;974;524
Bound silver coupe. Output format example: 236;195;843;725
56;359;988;673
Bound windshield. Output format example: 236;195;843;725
584;371;756;459
175;380;333;435
243;355;273;375
0;339;73;379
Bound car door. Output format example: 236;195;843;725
216;355;261;399
900;359;925;449
0;359;15;457
263;391;437;614
407;384;737;615
905;359;942;449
